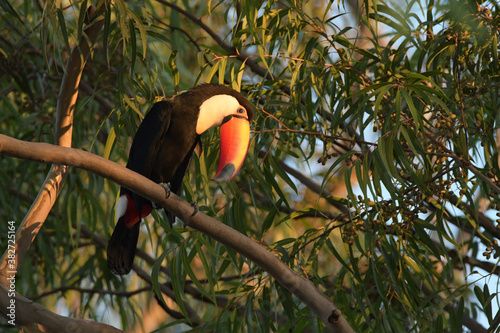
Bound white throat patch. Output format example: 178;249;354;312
116;195;128;222
196;94;241;134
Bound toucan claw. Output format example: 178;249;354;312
160;182;172;199
190;201;199;217
153;182;172;209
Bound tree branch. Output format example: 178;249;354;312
28;286;151;301
0;285;122;333
0;133;355;332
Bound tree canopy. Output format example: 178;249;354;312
1;0;500;332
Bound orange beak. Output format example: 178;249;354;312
212;115;250;182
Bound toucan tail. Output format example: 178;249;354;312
107;216;140;275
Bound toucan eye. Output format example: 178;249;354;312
237;108;245;114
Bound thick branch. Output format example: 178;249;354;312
0;134;354;332
0;285;122;333
55;4;105;145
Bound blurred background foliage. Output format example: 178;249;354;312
1;0;500;331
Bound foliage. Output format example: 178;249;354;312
1;0;500;331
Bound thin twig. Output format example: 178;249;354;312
29;286;151;301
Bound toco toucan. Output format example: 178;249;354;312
107;84;254;275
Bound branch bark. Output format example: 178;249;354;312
0;133;355;333
0;285;122;333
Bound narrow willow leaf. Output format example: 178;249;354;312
129;11;147;58
354;159;366;199
321;150;357;194
196;151;212;202
56;7;70;52
103;127;116;160
261;204;279;235
168;50;180;88
229;63;236;90
363;150;378;200
438;284;469;311
269;156;297;194
77;0;88;40
181;243;214;303
194;238;216;300
377;136;396;182
151;249;171;313
236;61;245;91
257;45;272;79
394;139;424;188
427;42;454;67
373;84;393;113
403;255;421;274
128;19;137;73
344;167;357;208
103;2;111;66
263;161;290;209
290;61;301;90
123;96;143;118
0;0;24;23
399;123;423;158
492;33;498;67
400;88;422;131
218;56;227;85
373;149;397;199
412;221;442;258
206;59;220;83
171;247;188;318
325;238;352;273
115;0;129;46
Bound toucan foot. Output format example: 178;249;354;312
153;182;172;209
160;182;172;199
190;201;199;217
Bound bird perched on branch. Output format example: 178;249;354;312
107;84;254;275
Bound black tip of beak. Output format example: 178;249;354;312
212;163;236;183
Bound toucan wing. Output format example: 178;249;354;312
125;101;172;216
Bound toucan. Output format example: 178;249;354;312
107;84;254;275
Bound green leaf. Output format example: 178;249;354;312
103;2;111;66
206;58;220;83
182;241;215;303
257;44;273;79
0;0;24;24
103;127;116;160
400;88;422;131
218;56;227;85
128;19;137;73
269;155;297;194
77;0;88;40
168;50;179;89
151;249;171;313
129;11;147;58
56;7;70;53
170;246;188;318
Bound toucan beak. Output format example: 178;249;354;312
212;115;250;182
